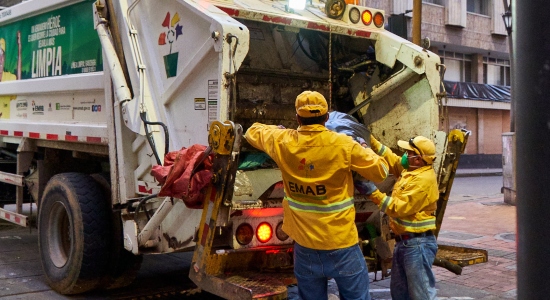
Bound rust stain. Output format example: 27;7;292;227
306;22;329;31
353;30;371;38
262;15;292;25
217;6;240;17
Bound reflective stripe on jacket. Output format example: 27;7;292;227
371;141;438;235
245;123;388;250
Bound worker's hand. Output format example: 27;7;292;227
354;179;377;195
355;137;369;148
368;189;386;206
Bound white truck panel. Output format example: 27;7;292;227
0;73;103;95
0;0;108;144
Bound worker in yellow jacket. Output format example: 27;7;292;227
245;91;388;300
369;135;439;300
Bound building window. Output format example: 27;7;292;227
423;0;443;4
483;58;510;86
439;51;472;82
467;0;489;15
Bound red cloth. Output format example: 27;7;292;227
151;144;213;209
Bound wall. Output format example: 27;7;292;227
481;109;505;154
412;3;509;55
445;106;510;155
444;106;510;168
446;106;478;154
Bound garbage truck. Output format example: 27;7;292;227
0;0;478;298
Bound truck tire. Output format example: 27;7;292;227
38;173;111;294
89;173;143;290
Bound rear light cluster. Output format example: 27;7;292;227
232;208;292;249
235;220;289;246
344;5;385;28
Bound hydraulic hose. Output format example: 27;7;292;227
140;112;170;166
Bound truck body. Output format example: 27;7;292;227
0;0;471;298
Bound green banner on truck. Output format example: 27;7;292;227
0;0;103;82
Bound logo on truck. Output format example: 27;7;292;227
31;100;44;115
16;100;28;110
158;12;182;78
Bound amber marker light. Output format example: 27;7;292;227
236;223;254;245
361;10;372;26
373;12;384;28
256;222;273;243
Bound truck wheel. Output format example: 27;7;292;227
38;173;110;294
90;173;143;290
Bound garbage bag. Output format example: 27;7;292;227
151;144;213;209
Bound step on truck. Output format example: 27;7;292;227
0;0;477;298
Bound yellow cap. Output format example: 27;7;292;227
295;91;328;118
0;38;5;52
397;136;436;164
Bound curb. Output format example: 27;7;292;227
455;171;503;178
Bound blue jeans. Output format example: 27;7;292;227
293;242;371;300
390;235;438;300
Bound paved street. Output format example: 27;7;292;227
437;175;516;299
0;175;516;299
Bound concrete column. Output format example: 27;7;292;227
476;109;484;154
470;53;484;84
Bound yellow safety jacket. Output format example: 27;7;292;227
245;123;389;250
370;138;438;235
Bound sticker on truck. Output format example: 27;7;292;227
158;11;182;78
208;79;218;124
0;0;103;81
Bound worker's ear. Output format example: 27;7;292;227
296;114;302;126
325;113;329;122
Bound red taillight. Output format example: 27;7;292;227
373;12;384;28
361;10;372;26
236;223;254;245
256;222;273;243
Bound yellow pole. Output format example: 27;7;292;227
412;0;422;45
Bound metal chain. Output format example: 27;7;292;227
436;63;449;132
226;34;239;121
328;26;332;110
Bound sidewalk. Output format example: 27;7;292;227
433;192;516;299
455;168;503;177
367;178;516;300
